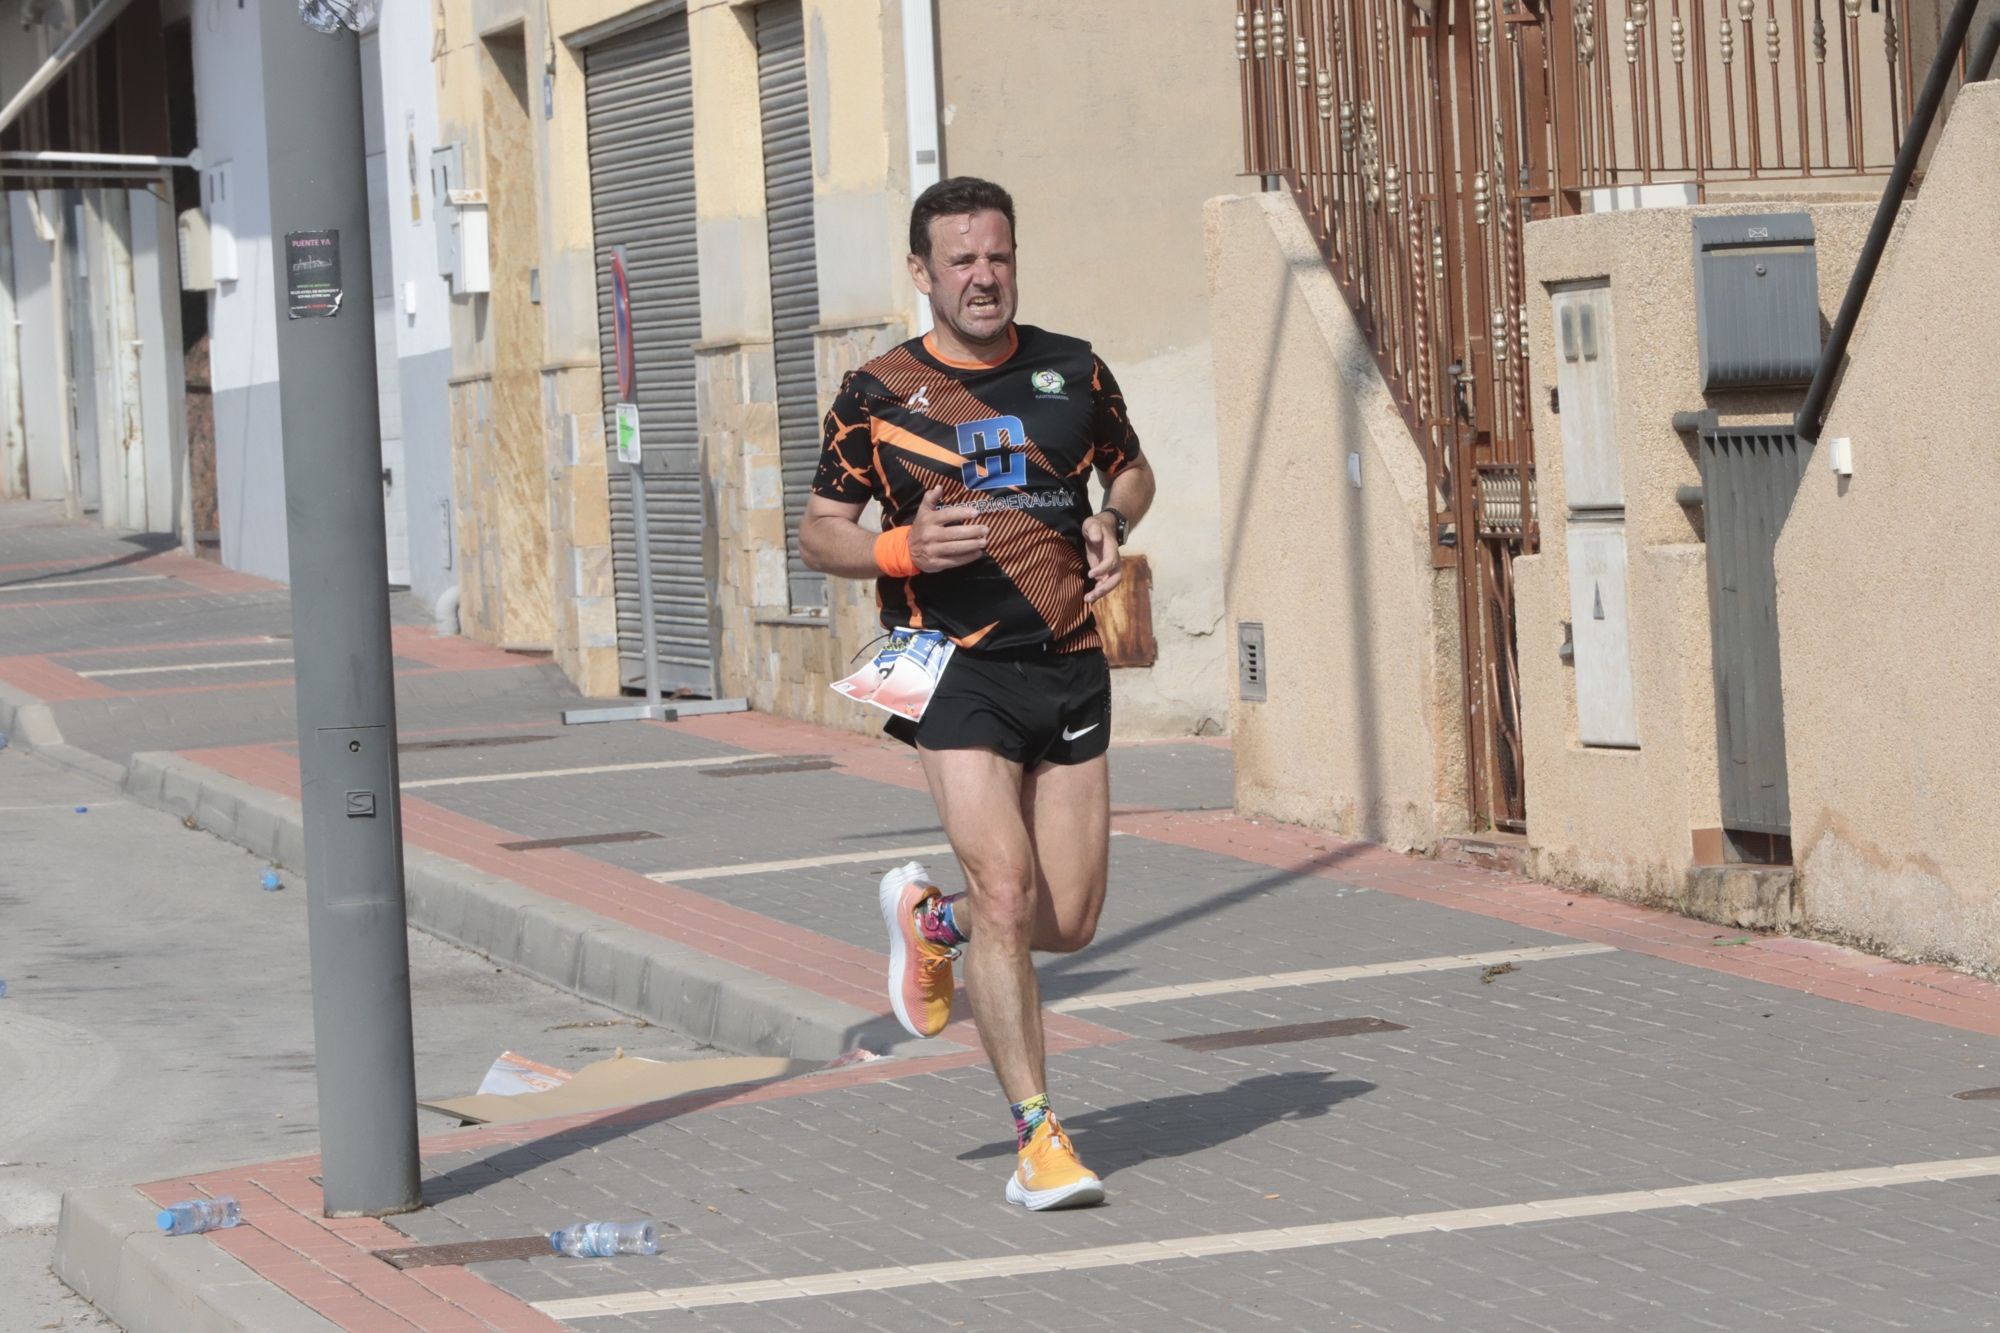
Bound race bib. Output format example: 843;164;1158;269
831;627;956;722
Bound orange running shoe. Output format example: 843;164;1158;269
879;861;957;1039
1005;1117;1105;1211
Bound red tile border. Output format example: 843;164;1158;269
179;743;1126;1052
0;589;195;614
1112;807;2000;1040
47;635;282;660
0;654;119;702
390;626;541;672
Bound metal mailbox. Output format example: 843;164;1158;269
1692;213;1821;391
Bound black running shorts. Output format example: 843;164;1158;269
885;647;1111;767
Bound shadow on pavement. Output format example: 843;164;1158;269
1040;843;1379;983
0;532;178;589
953;1070;1378;1177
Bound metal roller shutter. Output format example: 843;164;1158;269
756;2;823;610
585;16;714;694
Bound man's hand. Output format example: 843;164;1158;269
909;487;989;573
1081;512;1122;604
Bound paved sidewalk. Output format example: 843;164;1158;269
10;501;2000;1332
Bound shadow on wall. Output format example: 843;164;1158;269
1223;215;1387;832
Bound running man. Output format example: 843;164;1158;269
799;177;1155;1211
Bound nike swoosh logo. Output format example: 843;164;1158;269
1061;723;1100;742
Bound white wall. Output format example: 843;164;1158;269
372;1;458;608
8;193;68;502
0;199;24;499
190;0;289;581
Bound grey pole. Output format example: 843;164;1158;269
258;10;421;1217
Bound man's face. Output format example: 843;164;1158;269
910;209;1018;349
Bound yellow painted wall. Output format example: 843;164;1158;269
1776;81;2000;971
937;0;1238;737
1517;201;1875;906
1206;192;1468;850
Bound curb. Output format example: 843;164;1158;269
0;680;127;786
121;749;922;1065
53;1188;339;1333
1;681;911;1062
13;685;930;1332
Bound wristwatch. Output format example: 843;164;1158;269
1100;506;1129;546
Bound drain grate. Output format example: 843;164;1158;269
700;756;836;778
374;1236;553;1269
499;830;661;852
1165;1016;1406;1053
399;734;553;753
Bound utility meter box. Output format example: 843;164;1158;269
1692;213;1821;391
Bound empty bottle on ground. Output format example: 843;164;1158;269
549;1219;659;1257
157;1196;242;1236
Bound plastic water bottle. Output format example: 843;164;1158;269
157;1197;242;1236
0;979;8;998
548;1220;659;1257
260;868;283;891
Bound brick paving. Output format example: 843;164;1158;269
11;501;2000;1331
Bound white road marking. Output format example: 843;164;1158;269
1047;943;1617;1013
0;574;170;594
76;656;295;678
400;753;778;791
535;1154;2000;1319
644;832;1130;884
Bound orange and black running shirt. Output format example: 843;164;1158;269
812;323;1144;654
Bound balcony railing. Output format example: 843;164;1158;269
1234;0;1955;829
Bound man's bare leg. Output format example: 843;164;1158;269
918;745;1046;1102
1021;753;1110;954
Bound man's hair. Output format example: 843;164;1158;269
909;176;1016;261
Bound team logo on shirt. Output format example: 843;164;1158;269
956;415;1029;490
1030;369;1066;398
906;385;931;414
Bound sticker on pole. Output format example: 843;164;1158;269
609;247;636;403
285;230;342;319
615;402;642;465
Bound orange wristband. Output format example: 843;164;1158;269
874;527;920;578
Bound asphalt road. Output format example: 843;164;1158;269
0;741;702;1329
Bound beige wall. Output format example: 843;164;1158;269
1517;201;1876;905
435;0;620;691
938;0;1240;737
1776;81;2000;970
685;0;913;732
1206;192;1467;851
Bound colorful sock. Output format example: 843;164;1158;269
917;892;970;947
1011;1092;1053;1149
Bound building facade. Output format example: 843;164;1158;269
430;0;1238;734
1214;0;2000;972
2;0;460;610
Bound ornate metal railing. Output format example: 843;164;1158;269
1234;0;1947;830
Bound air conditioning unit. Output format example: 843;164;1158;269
177;208;215;292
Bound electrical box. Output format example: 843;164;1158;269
449;189;491;295
429;144;491;296
1566;522;1638;748
1550;282;1622;511
1692;213;1820;391
203;160;238;284
430;144;460;278
176;208;214;292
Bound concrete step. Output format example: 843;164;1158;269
1681;864;1800;933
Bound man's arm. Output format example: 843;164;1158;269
1080;455;1155;604
800;489;991;579
799;495;881;579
